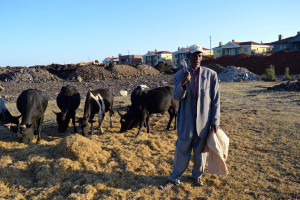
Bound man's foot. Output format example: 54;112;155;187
158;180;176;190
191;178;204;186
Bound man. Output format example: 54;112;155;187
159;44;220;190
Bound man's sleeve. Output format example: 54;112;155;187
210;72;220;125
173;70;187;101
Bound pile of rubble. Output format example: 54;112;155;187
204;63;224;74
267;80;300;91
218;66;260;82
66;66;113;81
2;68;62;83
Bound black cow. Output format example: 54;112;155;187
53;86;80;133
118;86;178;136
6;89;48;144
77;89;114;136
0;98;21;132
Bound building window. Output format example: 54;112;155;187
244;48;247;52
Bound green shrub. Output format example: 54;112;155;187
283;67;292;80
261;65;276;81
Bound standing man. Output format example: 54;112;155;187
159;44;220;190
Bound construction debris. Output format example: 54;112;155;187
218;66;260;82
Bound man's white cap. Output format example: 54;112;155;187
189;44;204;54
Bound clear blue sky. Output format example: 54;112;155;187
0;0;299;67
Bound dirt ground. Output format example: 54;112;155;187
0;81;299;199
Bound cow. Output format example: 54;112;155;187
5;89;48;144
0;98;21;132
118;86;179;136
53;86;80;133
77;89;114;136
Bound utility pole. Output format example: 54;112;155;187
210;35;212;56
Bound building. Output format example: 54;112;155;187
118;54;142;65
79;61;97;66
213;40;273;58
172;46;213;68
143;50;172;67
272;32;300;53
103;57;119;65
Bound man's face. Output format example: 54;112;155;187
190;52;202;69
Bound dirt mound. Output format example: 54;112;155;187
154;63;175;74
66;66;113;81
204;63;224;74
135;64;162;75
1;68;62;83
107;64;161;79
267;80;300;91
202;51;300;75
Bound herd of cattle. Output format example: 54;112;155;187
0;85;179;144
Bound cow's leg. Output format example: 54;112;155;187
90;122;94;134
89;113;96;134
72;114;78;133
146;114;150;133
109;109;113;128
36;116;44;143
98;114;105;134
167;110;174;130
136;112;147;137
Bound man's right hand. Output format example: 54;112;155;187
181;59;191;85
182;70;191;85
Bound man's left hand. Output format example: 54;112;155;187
211;125;219;133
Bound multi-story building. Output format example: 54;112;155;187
272;32;300;53
118;54;142;65
143;50;172;67
172;46;213;68
213;40;273;58
103;57;119;65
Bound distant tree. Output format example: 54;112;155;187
95;60;99;64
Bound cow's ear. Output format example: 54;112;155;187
26;124;32;128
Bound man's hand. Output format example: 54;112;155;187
181;59;191;85
211;125;219;133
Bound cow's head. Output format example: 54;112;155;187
53;111;70;133
5;123;34;144
77;117;95;136
118;109;139;132
18;124;35;144
2;114;21;133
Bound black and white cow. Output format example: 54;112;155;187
6;89;48;144
118;86;178;136
77;89;114;136
0;98;21;131
53;86;80;133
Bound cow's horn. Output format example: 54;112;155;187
52;110;59;115
20;125;26;128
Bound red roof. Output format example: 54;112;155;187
232;41;263;46
150;51;172;54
